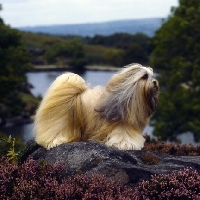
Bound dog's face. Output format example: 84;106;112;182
130;65;159;114
98;64;159;124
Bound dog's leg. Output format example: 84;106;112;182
105;126;145;150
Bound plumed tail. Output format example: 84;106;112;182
34;73;88;149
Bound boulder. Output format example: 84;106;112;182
22;140;200;188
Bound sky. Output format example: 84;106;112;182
0;0;179;28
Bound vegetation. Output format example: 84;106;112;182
21;32;86;69
143;135;200;156
21;31;151;68
0;154;199;199
151;0;200;142
0;157;134;199
0;133;199;166
85;33;151;65
133;167;200;199
141;152;160;165
0;133;25;162
0;6;39;124
0;132;199;199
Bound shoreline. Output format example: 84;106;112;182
1;65;118;129
28;65;120;72
0;115;33;128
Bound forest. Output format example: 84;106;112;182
21;31;151;68
0;0;200;143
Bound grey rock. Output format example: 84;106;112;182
23;140;200;188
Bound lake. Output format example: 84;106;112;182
0;69;197;145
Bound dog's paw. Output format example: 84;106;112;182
106;140;144;150
105;132;145;150
46;138;67;150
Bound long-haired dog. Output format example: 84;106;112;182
34;63;159;150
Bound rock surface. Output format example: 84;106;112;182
23;140;200;188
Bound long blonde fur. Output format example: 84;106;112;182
34;64;159;150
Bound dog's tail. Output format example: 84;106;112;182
34;73;88;149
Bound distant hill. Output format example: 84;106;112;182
18;18;164;37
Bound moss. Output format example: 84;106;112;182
141;152;160;165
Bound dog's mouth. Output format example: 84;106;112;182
154;84;159;91
148;83;159;113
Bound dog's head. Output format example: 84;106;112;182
97;63;159;126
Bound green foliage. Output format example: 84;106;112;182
66;38;86;70
45;43;68;64
123;43;148;65
87;32;151;65
85;44;113;65
18;92;41;117
45;38;86;70
104;49;124;66
0;132;25;162
21;31;152;68
0;11;33;119
87;33;151;51
151;0;200;142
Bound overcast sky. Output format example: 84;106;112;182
0;0;178;28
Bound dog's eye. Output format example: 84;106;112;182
142;74;148;80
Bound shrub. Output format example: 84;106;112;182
0;132;25;162
143;134;200;156
1;157;199;199
0;156;134;199
133;167;200;200
141;152;160;165
0;157;18;197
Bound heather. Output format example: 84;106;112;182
0;156;199;199
0;156;134;199
1;133;200;199
132;167;200;200
143;134;200;156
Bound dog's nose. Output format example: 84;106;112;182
152;80;157;86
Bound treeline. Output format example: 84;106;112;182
151;0;200;142
22;32;152;69
0;5;39;125
84;33;152;66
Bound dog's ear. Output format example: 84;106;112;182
96;94;127;123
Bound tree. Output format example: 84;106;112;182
0;5;32;121
45;38;86;70
123;43;148;65
66;38;86;70
104;49;124;67
151;0;200;142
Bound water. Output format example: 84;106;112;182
0;70;117;142
28;70;116;97
0;69;197;145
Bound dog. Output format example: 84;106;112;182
34;63;159;150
